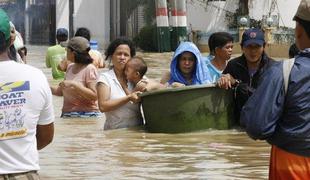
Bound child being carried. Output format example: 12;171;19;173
123;56;164;95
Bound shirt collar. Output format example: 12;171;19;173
300;48;310;53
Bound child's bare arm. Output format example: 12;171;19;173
133;80;148;92
146;79;166;91
135;79;166;92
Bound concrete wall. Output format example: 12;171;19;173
74;0;110;49
198;43;290;58
186;0;238;32
249;0;301;28
188;0;297;58
56;0;69;31
56;0;110;49
187;0;300;32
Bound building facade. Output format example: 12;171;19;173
2;0;113;49
56;0;110;49
1;0;300;50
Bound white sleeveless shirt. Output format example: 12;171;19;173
98;69;143;130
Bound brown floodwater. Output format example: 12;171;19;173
27;46;270;180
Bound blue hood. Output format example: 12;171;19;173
169;42;212;85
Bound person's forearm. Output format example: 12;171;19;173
123;87;131;95
51;86;63;96
98;95;130;112
36;123;54;150
45;58;51;68
71;82;97;101
58;60;69;71
99;60;105;68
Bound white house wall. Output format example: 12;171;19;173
249;0;301;28
187;0;300;32
56;0;110;49
187;0;238;33
74;0;110;49
56;0;69;31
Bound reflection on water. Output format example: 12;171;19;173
27;46;269;179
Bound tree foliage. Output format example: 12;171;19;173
134;25;158;51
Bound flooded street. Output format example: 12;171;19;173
27;46;270;180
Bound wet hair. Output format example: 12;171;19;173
8;45;17;61
294;16;310;39
289;43;299;58
68;47;93;65
19;46;27;56
105;37;136;60
0;32;9;54
208;34;215;55
57;33;68;42
177;51;196;62
129;56;148;78
208;32;233;54
75;27;91;41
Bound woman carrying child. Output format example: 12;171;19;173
96;38;143;130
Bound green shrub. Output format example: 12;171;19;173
135;25;158;52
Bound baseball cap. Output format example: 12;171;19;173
241;28;265;47
66;36;90;53
293;0;310;21
0;9;11;40
56;28;68;37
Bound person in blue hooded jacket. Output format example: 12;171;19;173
160;42;212;87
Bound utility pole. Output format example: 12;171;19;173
239;0;249;16
155;0;171;52
69;0;74;38
24;0;29;44
169;0;187;51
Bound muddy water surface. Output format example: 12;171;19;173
27;46;269;180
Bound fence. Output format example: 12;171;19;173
196;29;240;45
195;28;295;46
272;29;295;45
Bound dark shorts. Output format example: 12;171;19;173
0;171;39;180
